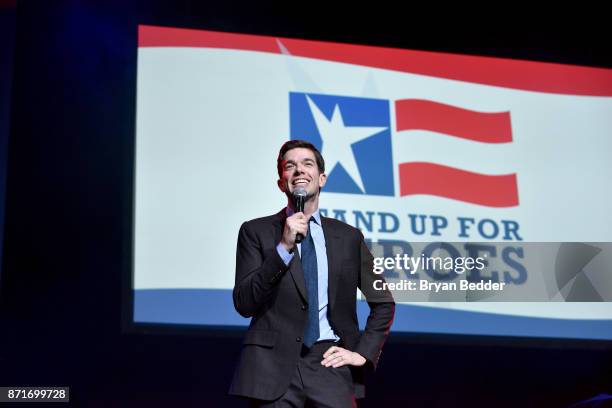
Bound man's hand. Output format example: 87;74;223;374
280;212;308;251
321;346;367;368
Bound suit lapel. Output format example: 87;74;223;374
275;209;307;302
289;255;308;302
321;216;342;312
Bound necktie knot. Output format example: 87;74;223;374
305;216;316;239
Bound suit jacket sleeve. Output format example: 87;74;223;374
233;221;289;318
354;231;395;369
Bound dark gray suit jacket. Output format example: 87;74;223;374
229;209;395;400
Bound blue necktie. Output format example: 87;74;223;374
301;217;319;348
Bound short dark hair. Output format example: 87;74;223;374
277;140;325;177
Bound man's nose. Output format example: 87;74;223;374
293;163;306;174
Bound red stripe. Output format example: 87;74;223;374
138;25;279;53
138;25;612;97
398;162;519;207
395;99;512;143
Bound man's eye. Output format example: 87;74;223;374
285;164;295;170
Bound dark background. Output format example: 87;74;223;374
1;1;611;406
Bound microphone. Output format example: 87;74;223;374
292;188;307;243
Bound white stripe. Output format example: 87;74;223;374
392;130;518;175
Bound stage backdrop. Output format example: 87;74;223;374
131;25;612;340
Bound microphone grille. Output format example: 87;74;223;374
292;187;307;198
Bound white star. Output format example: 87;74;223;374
306;96;387;193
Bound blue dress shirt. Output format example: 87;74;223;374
276;208;339;342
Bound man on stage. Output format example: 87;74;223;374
229;140;395;407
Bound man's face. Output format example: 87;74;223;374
278;147;327;199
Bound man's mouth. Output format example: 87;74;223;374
292;178;310;186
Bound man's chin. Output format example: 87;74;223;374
285;189;317;201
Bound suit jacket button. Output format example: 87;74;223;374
301;305;307;311
296;337;302;342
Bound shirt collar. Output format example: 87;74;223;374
285;206;321;225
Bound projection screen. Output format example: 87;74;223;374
132;25;612;340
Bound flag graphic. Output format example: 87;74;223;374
290;93;518;207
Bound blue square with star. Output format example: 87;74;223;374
289;92;394;196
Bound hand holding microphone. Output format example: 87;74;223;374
280;188;309;251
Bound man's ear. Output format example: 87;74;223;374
319;173;327;188
277;178;286;193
